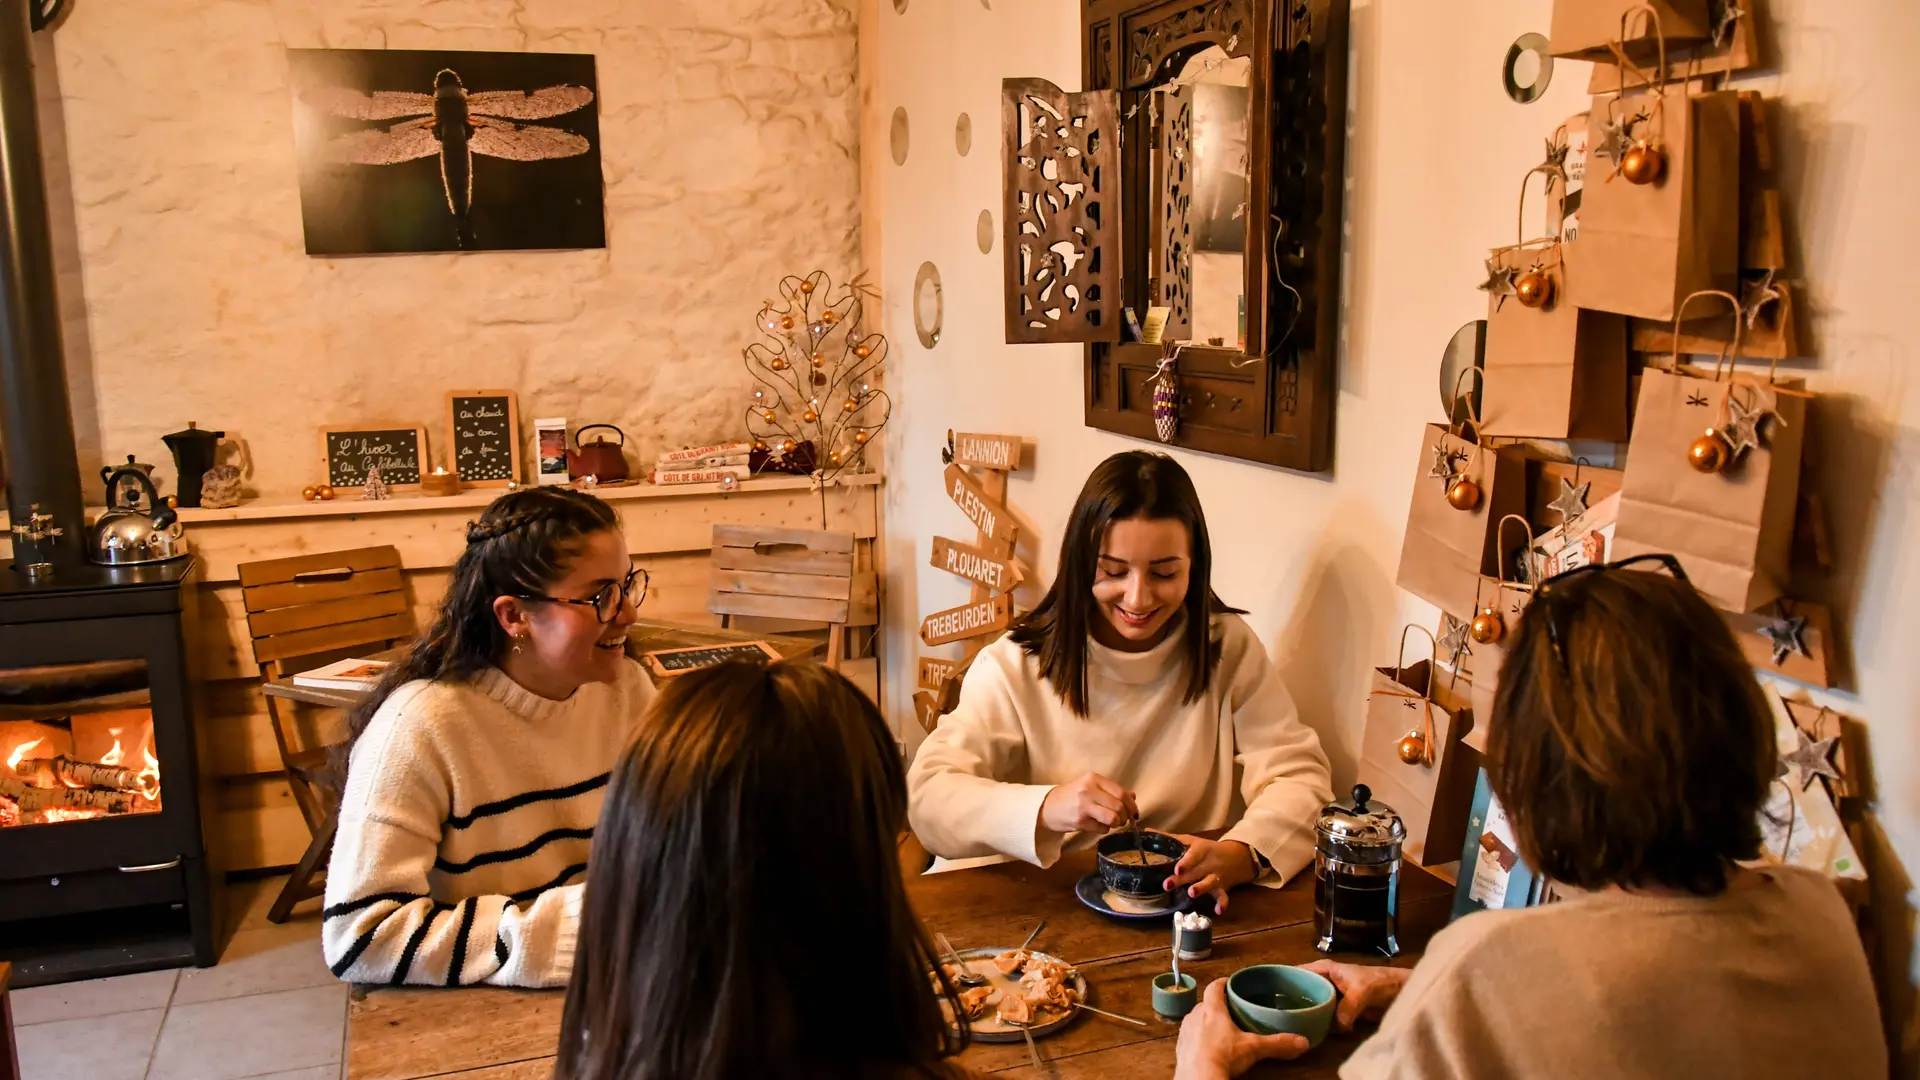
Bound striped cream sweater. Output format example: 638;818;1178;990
323;660;654;987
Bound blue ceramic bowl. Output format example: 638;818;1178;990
1096;830;1187;900
1225;965;1337;1047
1151;972;1198;1019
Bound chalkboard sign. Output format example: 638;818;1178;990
321;424;427;489
641;640;780;678
447;389;520;486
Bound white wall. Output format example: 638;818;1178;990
871;0;1920;1054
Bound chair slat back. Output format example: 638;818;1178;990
240;546;412;676
708;526;856;624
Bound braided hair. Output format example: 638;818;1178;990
336;487;620;769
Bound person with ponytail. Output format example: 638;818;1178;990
322;487;653;988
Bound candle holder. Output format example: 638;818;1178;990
422;469;461;497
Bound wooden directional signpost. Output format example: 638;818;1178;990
916;431;1027;733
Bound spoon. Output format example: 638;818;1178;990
1170;918;1181;986
1074;1001;1151;1027
934;932;988;988
1014;918;1048;959
1129;809;1146;858
1018;1021;1044;1071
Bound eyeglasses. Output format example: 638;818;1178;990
518;567;648;624
1537;554;1688;665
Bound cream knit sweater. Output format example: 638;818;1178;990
1341;866;1886;1079
907;614;1331;881
323;660;654;988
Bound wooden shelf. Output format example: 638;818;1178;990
2;472;881;530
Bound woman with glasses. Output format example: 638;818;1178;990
323;487;654;987
1173;559;1884;1079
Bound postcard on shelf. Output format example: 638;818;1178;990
291;657;391;690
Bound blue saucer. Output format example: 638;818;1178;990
1075;871;1209;921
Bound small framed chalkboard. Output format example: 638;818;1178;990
640;640;781;678
447;389;520;487
321;424;428;489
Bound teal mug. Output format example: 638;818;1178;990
1225;965;1337;1048
1151;972;1198;1020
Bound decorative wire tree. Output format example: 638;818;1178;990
743;270;891;482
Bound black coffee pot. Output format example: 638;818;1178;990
161;421;223;508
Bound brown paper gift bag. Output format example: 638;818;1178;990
1612;291;1807;612
1551;0;1711;65
1482;165;1630;440
1357;628;1479;867
1564;13;1741;321
1464;517;1538;725
1396;372;1529;619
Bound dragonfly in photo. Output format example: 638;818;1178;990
304;68;594;248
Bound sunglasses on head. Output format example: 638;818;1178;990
1535;553;1689;666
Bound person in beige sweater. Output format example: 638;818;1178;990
909;452;1331;907
1172;558;1886;1080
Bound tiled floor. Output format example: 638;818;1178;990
11;877;348;1080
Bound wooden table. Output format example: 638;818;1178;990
345;850;1454;1079
261;618;820;709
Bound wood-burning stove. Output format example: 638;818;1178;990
0;0;219;986
0;561;217;986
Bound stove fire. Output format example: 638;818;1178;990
0;660;163;827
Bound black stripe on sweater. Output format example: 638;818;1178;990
434;827;593;875
446;897;478;988
508;862;588;904
444;773;610;830
390;906;439;986
330;925;380;979
323;891;422;920
495;935;509;967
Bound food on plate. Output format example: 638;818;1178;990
993;949;1029;975
958;985;996;1020
995;992;1034;1025
1019;957;1079;1012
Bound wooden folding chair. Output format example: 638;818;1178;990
0;962;18;1080
239;546;414;923
707;525;877;670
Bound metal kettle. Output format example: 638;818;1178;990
566;424;629;482
90;457;189;565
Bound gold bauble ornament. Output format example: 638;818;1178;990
302;485;318;501
854;344;872;359
770;357;789;371
811;352;825;367
821;310;837;326
1397;732;1428;765
317;485;335;500
780;315;795;330
829;449;844;465
1514;270;1554;309
1688;429;1732;473
778;438;796;453
752;439;768;452
1620;141;1665;186
1445;477;1482;512
853;430;870;444
761;409;777;423
799;280;815;294
1470;607;1505;644
843;398;857;412
802;409;818;423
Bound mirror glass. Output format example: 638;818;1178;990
1151;45;1250;348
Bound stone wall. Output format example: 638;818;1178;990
38;0;860;497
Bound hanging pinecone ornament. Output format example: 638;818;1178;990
1151;357;1179;442
360;465;390;501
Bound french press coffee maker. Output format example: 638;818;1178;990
1313;783;1405;957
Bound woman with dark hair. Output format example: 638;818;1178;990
909;451;1331;906
1177;561;1883;1079
323;487;653;988
555;660;969;1080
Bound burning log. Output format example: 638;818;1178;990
12;753;154;796
0;776;132;814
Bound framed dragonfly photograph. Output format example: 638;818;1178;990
287;48;605;255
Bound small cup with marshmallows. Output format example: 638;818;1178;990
1175;910;1213;960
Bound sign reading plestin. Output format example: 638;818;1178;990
945;463;1019;545
920;594;1012;646
951;431;1023;471
929;536;1018;592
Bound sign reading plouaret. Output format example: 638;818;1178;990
916;431;1029;733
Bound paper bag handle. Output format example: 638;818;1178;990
1495;514;1537;591
1668;289;1746;381
1447;366;1486;434
1607;4;1670;96
1512;164;1567;251
1371;624;1440;768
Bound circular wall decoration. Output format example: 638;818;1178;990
1503;33;1554;104
976;210;995;254
889;107;910;166
955;113;972;157
913;261;944;349
1439;320;1486;424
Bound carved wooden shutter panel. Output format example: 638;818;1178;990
1001;78;1121;344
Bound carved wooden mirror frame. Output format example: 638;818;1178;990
1003;0;1349;473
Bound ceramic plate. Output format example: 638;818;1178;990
1074;871;1207;921
942;946;1087;1043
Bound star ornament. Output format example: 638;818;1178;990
1542;134;1571;174
1428;440;1463;485
1478;258;1518;311
1761;613;1810;666
1548;477;1592;522
1780;726;1840;792
1713;2;1747;48
1722;388;1783;460
1742;269;1784;331
1439;615;1474;668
